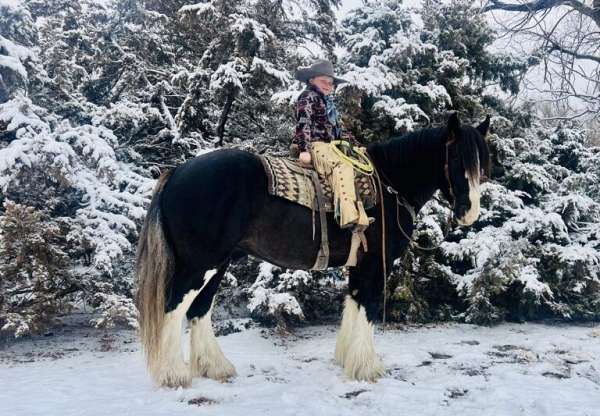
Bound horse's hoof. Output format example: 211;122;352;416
150;359;192;388
155;368;192;389
191;357;237;381
343;356;385;382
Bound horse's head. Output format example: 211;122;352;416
440;113;491;226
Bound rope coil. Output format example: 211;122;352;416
330;140;374;175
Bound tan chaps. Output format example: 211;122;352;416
310;141;369;228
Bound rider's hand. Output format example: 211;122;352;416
299;151;312;166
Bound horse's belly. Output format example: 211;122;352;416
236;195;352;270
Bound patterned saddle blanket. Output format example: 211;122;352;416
259;155;378;212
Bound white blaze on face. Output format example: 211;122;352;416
458;166;481;226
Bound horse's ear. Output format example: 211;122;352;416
448;112;460;140
477;115;491;138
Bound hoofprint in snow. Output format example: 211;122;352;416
1;322;599;416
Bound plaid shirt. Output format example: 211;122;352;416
292;85;359;152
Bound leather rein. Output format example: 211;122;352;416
373;134;457;252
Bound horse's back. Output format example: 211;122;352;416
166;148;265;188
160;148;268;264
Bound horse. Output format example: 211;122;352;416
136;112;491;388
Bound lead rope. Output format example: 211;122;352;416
373;168;387;331
393;193;454;252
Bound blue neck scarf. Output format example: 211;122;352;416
307;84;342;139
323;94;341;139
323;95;338;124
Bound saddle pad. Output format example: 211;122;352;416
259;155;378;212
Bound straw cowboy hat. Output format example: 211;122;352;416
294;59;347;84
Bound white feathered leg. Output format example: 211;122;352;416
190;304;237;381
342;305;385;382
335;295;359;366
151;289;199;388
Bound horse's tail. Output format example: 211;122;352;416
136;169;175;380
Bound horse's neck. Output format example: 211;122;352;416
368;131;445;211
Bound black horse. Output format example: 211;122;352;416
136;113;491;388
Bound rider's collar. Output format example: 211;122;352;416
306;83;326;98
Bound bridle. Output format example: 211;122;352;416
372;133;457;252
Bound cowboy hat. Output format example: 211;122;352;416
294;59;347;84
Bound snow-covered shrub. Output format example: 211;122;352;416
0;96;152;273
245;262;345;328
0;200;74;337
88;293;138;330
538;244;600;320
246;263;306;328
0;93;151;337
337;0;527;141
0;0;597;337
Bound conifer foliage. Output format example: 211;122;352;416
0;0;598;337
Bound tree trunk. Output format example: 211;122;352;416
216;89;236;147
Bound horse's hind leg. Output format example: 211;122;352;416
152;267;219;388
187;260;237;381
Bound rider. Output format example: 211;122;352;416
292;59;371;232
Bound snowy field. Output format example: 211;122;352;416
1;321;600;416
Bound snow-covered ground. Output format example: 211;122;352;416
1;321;599;416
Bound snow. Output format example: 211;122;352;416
270;85;303;107
250;58;291;86
178;2;215;16
518;264;553;299
210;59;247;92
410;81;452;107
1;322;599;415
0;95;153;275
247;262;305;320
230;16;274;50
340;60;402;96
0;0;22;8
372;95;429;130
0;35;36;79
0;95;48;133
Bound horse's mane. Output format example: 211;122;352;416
375;125;491;179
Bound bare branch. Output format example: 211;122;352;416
482;0;600;27
538;108;594;120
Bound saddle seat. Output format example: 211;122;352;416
259;155;378;213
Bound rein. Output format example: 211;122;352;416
369;134;457;327
374;136;456;252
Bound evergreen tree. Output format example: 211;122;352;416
0;0;598;337
336;0;527;141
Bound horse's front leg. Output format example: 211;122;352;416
335;256;385;382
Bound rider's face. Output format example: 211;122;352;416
310;76;334;95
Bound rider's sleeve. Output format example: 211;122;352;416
293;93;319;153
